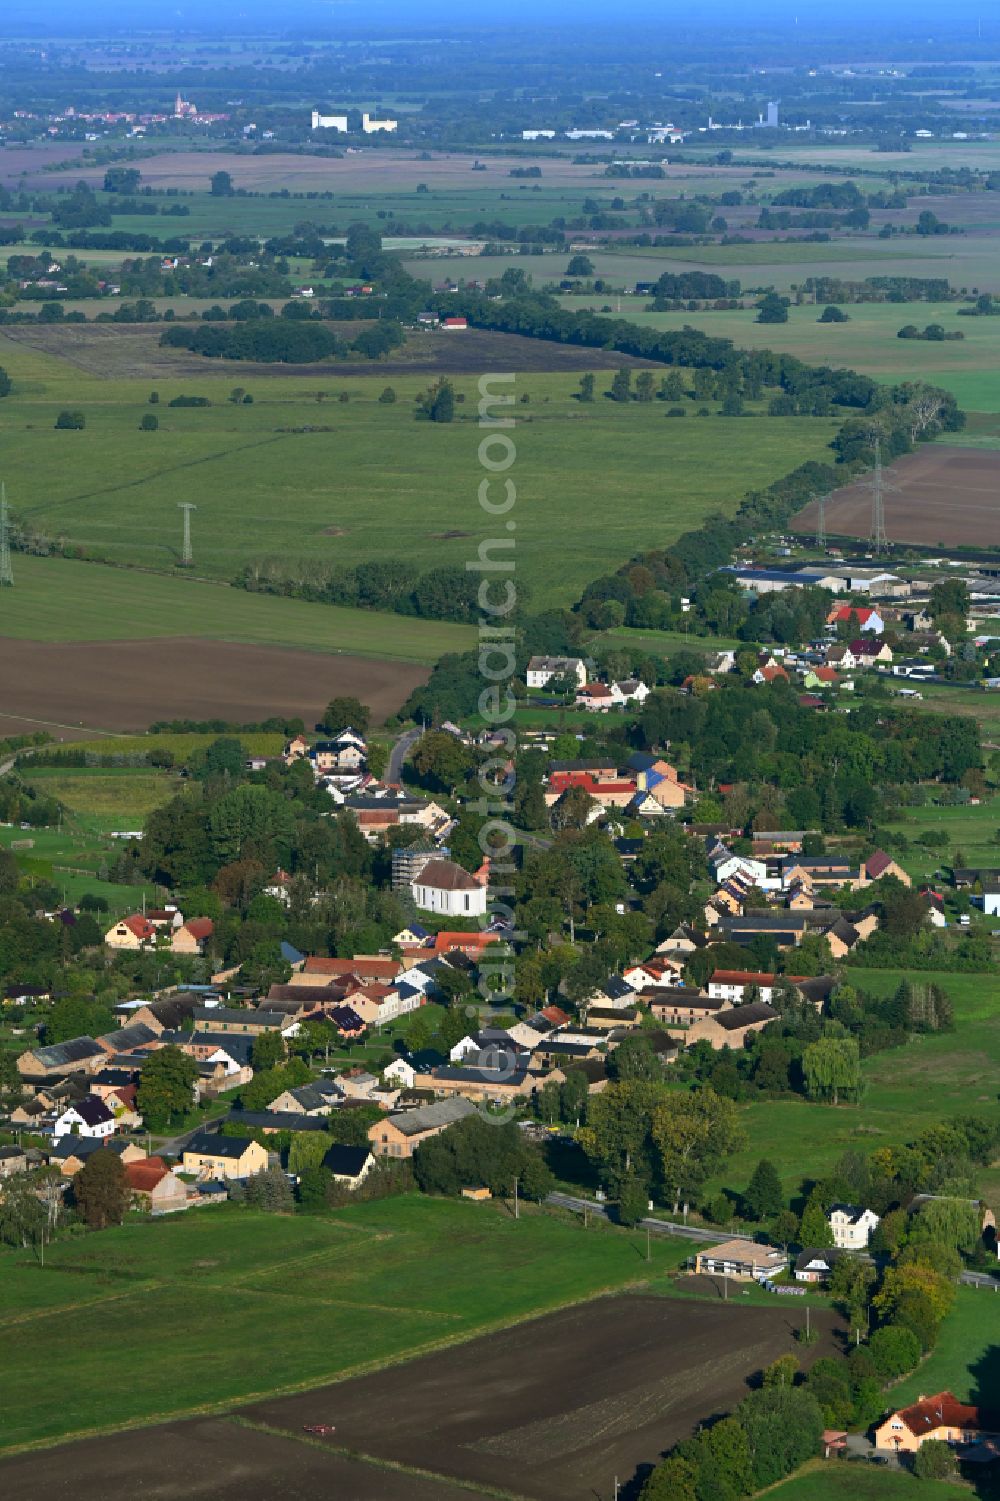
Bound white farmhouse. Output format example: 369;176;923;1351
829;1203;880;1249
526;655;588;690
53;1095;116;1141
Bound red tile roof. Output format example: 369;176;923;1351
125;1156;170;1192
894;1392;985;1438
432;931;501;955
183;918;214;940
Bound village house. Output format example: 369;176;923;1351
323;1144;376;1190
411;857;489;918
369;1096;477;1158
411;1061;534;1106
623;956;685;990
794;1247;852;1284
309;728;368;774
707;970;795;1005
645;987;727;1026
181;1131;269;1181
17;1035;106;1084
829;1202;880;1249
125;1156;189;1214
694;1239;787;1281
47;1137;146;1177
0;1145;28;1178
826;604;885;634
544;768;638;812
526;655;588;689
686;1001;779;1050
862;850;912;887
170;917;215;955
267;1079;342;1115
874;1393;1000;1457
105;906;184;950
192;1006;290;1037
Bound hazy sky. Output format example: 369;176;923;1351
0;0;996;34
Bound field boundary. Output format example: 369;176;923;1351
229;1417;534;1500
0;1266;660;1459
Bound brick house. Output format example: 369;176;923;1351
369;1097;476;1158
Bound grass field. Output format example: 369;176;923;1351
704;970;1000;1203
0;1195;691;1451
766;1463;963;1501
881;799;1000;883
0;331;839;602
890;1288;1000;1408
22;767;178;825
550;299;1000;412
0;555;473;662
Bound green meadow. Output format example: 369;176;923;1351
552;298;1000;411
704;970;1000;1204
890;1288;999;1407
0;554;474;662
766;1465;965;1501
0;1196;688;1450
0;333;839;605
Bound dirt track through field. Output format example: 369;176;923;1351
795;444;1000;548
0;637;426;732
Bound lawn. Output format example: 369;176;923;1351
0;818;157;911
890;1287;1000;1408
766;1461;963;1501
705;970;1000;1203
0;1195;690;1451
0;332;838;605
0;554;473;664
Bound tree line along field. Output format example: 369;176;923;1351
545;291;1000;413
0;338;839;606
0;1196;693;1452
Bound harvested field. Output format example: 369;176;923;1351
0;637;426;733
242;1292;842;1501
0;321;660;380
795;444;1000;548
0;1418;479;1501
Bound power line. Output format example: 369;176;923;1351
815;492;827;552
178;502;196;568
0;482;13;588
871;439;887;555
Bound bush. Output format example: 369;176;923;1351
140;412;158;431
55;410;85;429
168;395;211;407
913;1441;957;1480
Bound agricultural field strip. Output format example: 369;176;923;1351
229;1419;535;1501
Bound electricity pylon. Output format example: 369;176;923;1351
0;483;13;587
